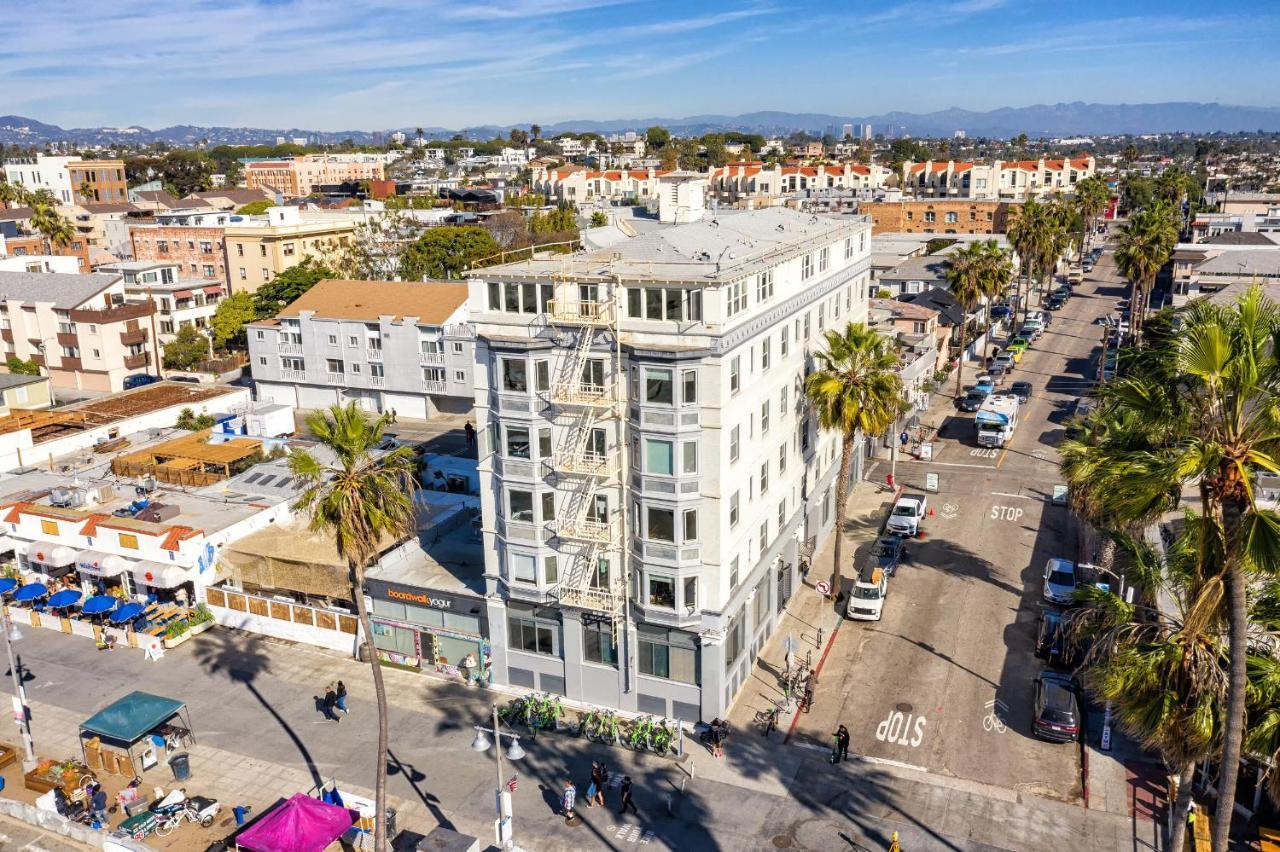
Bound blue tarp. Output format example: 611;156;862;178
81;596;117;615
12;583;47;602
80;691;184;744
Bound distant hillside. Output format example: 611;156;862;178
3;101;1279;148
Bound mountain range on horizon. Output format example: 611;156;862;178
2;101;1280;148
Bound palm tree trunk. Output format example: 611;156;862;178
953;322;968;399
830;432;857;601
351;560;391;851
1169;759;1197;852
1213;557;1248;852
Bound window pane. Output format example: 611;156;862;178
544;556;558;584
536;625;554;655
682;369;697;404
509;491;533;522
670;646;697;684
520;283;536;313
502;360;527;392
665;289;682;321
628;288;641;317
683;509;697;541
682;441;697;474
645;288;662;319
648;575;675;607
541;492;555;521
504;283;520;312
506;427;530;458
646;439;674;475
534;361;549;391
645;369;673;404
650;643;671;678
648;507;675;542
683;576;697;610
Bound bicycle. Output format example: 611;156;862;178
628;716;654;751
649;719;674;755
754;703;782;736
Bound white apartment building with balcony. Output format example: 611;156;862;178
466;175;873;721
902;156;1097;201
97;261;224;342
247;279;474;419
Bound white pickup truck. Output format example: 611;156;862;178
887;494;927;537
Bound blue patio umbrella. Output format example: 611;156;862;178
0;578;17;597
12;583;48;603
47;589;82;609
81;595;118;616
109;602;144;625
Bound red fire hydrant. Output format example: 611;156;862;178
886;473;895;489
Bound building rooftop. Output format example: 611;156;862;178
877;254;953;283
0;271;120;308
0;373;46;391
277;279;469;324
1197;250;1280;277
364;497;484;597
474;207;869;284
869;297;940;322
1203;232;1280;247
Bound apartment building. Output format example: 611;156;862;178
0;271;158;392
243;154;387;198
902;156;1097;201
1;233;91;272
247;279;473;418
708;162;892;206
97;261;224;341
65;159;129;204
3;154;127;204
66;202;145;258
465;176;873;721
129;208;230;285
531;165;672;204
223;206;356;295
861;199;1012;234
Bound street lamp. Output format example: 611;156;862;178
1;605;35;771
472;703;525;849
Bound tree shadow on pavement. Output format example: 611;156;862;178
194;629;324;788
386;749;455;831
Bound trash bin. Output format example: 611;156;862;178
168;752;191;781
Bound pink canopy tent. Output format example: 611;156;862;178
236;793;356;852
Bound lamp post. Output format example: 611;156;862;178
1;607;34;770
471;703;525;850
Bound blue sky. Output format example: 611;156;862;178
5;0;1279;130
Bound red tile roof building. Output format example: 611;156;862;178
900;156;1096;201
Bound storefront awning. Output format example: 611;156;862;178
25;541;76;568
76;550;132;577
0;536;18;554
173;289;194;299
202;285;223;296
133;561;189;589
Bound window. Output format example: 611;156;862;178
730;356;740;394
350;363;361;374
753;574;771;627
781;326;789;357
729;491;740;527
779;442;787;473
454;370;465;381
541;492;556;522
648;574;675;608
348;335;358;346
501;359;527;392
780;384;788;413
371;363;385;377
759;519;769;550
682;440;698;474
282;242;295;256
760;460;769;494
119;533;139;549
819;246;830;272
237;244;245;257
844;236;854;260
646;439;674;475
510;553;536;583
946;211;959;224
761;338;771;371
644;368;673;404
729;556;739;590
726;280;748;317
538;428;552;459
543;555;558;584
262;268;269;280
508;489;534;523
778;498;787;530
326;359;343;374
681;369;697;405
725;610;744;668
683;509;698;541
583;621;617;666
647;507;675;542
508;603;559;656
924;211;936;223
40;520;58;536
533;360;550;392
756;269;774;302
801;253;814;280
761;401;770;434
260;244;267;257
730;426;740;462
327;334;337;345
505;426;530;458
638;625;698;683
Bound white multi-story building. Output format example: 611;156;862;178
902;156;1097;201
466;175;873;721
3;154;78;204
97;261;225;342
248;278;474;419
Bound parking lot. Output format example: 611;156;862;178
794;248;1122;801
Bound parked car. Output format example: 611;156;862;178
972;377;996;395
1045;295;1065;311
869;535;907;576
1032;671;1082;743
1017;325;1041;342
1010;381;1033;403
846;561;889;621
887;494;927;537
993;353;1015;372
376;433;403;451
1082;261;1094;273
168;375;200;384
959;390;988;412
123;374;159;389
1035;608;1068;664
1042;557;1078;604
991;304;1013;319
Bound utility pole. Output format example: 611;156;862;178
2;608;34;771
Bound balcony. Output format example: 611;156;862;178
419;351;444;366
120;327;148;346
59;356;83;371
281;369;306;382
123;352;150;369
423;380;448;395
552;517;617;544
370;376;384;387
550;382;612;408
56;331;79;348
69;301;154;324
551;451;615;478
326;372;345;384
547;299;612;325
367;348;383;362
278;342;303;355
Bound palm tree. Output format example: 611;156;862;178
1058;287;1280;852
944;242;989;397
977;241;1013;362
0;180;28;208
804;323;907;600
1114;202;1177;340
289;403;419;852
1074;174;1111;253
28;203;75;248
1007;197;1054;324
530;124;542;141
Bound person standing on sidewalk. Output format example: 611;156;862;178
888;830;901;852
835;725;850;762
562;779;576;821
618;776;638;815
335;681;349;715
803;673;816;714
591;762;607;807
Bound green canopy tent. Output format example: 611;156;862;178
79;690;194;774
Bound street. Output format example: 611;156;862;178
791;249;1123;803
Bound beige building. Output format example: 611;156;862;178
244;154;386;198
0;271;159;392
223;207;357;295
0;374;53;415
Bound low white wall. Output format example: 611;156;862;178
208;603;358;654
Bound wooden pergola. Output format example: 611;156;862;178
111;429;263;486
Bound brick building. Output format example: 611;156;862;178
129;209;230;286
859;200;1011;235
2;234;92;273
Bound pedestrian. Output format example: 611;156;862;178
711;719;725;759
322;685;340;722
585;776;597;809
90;783;108;825
835;724;850;762
389;408;397;424
594;763;608;807
335;680;349;714
618;776;637;815
783;647;794;676
460;652;476;685
464;420;476;448
803;672;816;714
561;778;576;820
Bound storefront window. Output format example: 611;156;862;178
725;609;744;670
583;621;617;667
638;625;698;684
371;622;416;656
508;603;560;657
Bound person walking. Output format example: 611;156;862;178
561;779;576;821
464;421;476;449
888;830;901;852
90;783;109;825
835;724;850;763
322;685;340;722
335;680;349;715
803;673;816;714
618;776;637;815
710;719;725;759
594;762;608;807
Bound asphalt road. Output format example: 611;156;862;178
800;249;1124;803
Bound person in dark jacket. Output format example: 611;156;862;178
90;784;109;823
618;776;637;815
322;686;340;722
335;681;349;714
834;724;850;762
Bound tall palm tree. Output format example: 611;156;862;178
290;403;419;852
977;241;1013;362
1115;202;1177;341
1058;287;1280;852
28;203;75;248
1007;197;1055;324
804;323;907;600
0;180;28;208
944;242;988;397
1074;174;1111;254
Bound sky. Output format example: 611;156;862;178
4;0;1279;131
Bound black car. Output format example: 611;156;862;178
123;373;159;390
1010;381;1033;403
1032;671;1081;743
958;390;988;412
1045;296;1065;311
1035;608;1076;667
